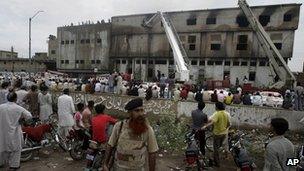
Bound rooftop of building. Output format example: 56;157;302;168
112;3;302;18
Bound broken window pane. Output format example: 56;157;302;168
187;18;197;25
206;18;216;24
191;60;198;65
284;14;292;22
207;61;214;65
188;35;196;43
237;44;247;50
274;43;282;50
259;15;270;26
189;44;196;50
211;44;221;50
233;61;240;66
224;61;231;66
236;16;249;27
249;72;256;81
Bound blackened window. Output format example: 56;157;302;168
237;35;248;50
76;60;79;64
233;61;240;66
241;61;248;66
199;60;205;66
142;60;146;64
86;39;90;43
61;60;64;64
188;36;196;43
148;68;153;77
249;72;256;81
149;60;153;64
80;39;85;44
206;18;216;24
207;61;214;65
284;14;292;22
91;60;95;64
65;60;69;64
96;60;101;64
187;18;197;25
224;61;231;66
215;61;222;65
237;44;247;50
116;60;120;64
122;60;126;64
189;44;196;50
191;60;197;65
259;61;266;66
71;40;74;44
97;39;101;43
51;50;56;54
211;44;221;50
274;43;282;50
61;41;64;45
65;40;69;44
136;60;140;64
80;60;84;64
239;35;248;43
236;16;249;27
169;60;174;65
155;60;167;64
128;60;132;64
250;61;257;66
259;15;270;26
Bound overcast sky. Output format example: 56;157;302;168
0;0;303;71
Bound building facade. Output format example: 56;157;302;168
0;48;17;59
0;59;46;73
56;22;111;75
110;3;301;87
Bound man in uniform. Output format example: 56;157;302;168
0;92;32;170
103;98;158;171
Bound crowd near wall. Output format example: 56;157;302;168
52;92;304;131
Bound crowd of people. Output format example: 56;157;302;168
0;71;303;170
1;71;303;111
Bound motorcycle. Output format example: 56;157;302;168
21;116;68;162
184;125;208;171
228;131;256;171
84;140;106;171
68;129;91;161
84;124;114;171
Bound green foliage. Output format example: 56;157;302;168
149;114;189;153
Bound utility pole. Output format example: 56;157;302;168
29;10;44;62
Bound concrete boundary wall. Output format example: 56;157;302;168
52;92;304;131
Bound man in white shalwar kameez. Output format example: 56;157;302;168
0;92;32;169
57;89;75;139
38;86;53;122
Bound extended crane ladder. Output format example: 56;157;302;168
158;12;190;81
238;0;296;88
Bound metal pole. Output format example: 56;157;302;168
29;18;31;61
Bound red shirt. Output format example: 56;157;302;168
92;114;117;143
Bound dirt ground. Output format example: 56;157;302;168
1;147;263;171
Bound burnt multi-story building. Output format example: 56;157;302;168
53;3;301;87
56;21;111;76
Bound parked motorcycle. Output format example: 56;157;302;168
21;116;67;162
68;129;91;161
84;124;114;171
228;131;256;171
84;140;106;171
